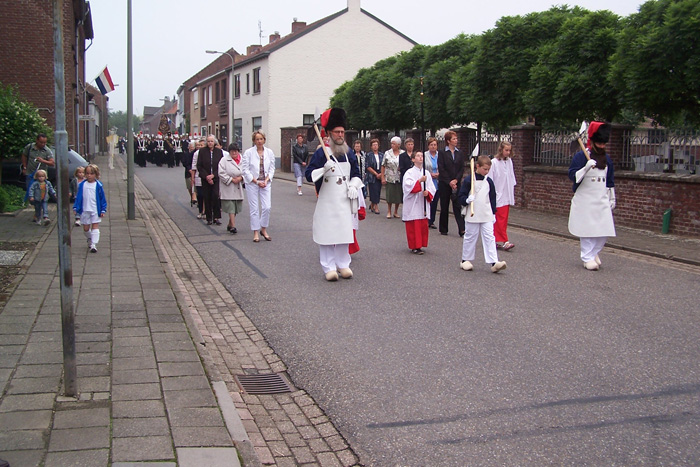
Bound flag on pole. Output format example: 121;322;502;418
95;66;115;95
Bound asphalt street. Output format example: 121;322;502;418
137;164;700;466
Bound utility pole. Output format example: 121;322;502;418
53;0;77;397
127;0;135;219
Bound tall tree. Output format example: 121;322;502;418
108;110;142;137
611;0;700;127
524;9;622;129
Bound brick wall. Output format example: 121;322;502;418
0;0;86;152
522;168;700;236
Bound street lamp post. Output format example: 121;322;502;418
206;50;235;146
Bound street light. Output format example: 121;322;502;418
206;50;235;146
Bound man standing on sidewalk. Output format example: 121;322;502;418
21;133;54;203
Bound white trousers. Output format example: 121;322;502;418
462;221;499;264
580;237;607;262
246;183;271;231
319;244;351;273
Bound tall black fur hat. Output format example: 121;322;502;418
589;122;611;144
322;108;347;131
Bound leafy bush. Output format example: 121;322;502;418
0;83;53;161
0;184;26;213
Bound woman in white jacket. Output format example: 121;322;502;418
241;130;276;242
218;143;245;234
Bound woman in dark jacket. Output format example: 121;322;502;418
364;138;383;214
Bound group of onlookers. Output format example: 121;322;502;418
186;131;276;242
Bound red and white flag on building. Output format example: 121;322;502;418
95;66;115;95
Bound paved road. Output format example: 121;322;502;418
137;165;700;466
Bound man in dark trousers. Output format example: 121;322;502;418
437;130;465;236
196;135;224;225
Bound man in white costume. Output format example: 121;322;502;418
305;108;363;281
568;121;616;270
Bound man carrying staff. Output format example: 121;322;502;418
305;108;363;281
568;121;616;270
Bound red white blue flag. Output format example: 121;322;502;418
95;66;115;95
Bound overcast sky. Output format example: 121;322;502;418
86;0;645;114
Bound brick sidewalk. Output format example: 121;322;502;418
0;155;360;467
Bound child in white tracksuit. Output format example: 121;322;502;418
73;164;107;253
457;156;507;273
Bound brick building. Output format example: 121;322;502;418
0;0;106;157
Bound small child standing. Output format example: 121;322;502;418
487;141;517;251
402;152;436;254
70;166;86;226
457;156;507;273
29;169;56;225
73;164;107;253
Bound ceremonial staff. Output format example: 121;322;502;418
420;76;427;216
576;121;591;160
469;143;479;217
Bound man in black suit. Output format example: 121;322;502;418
437;130;465;236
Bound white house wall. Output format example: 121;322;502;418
234;60;270;151
233;8;414;158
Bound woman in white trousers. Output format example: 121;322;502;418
241;130;276;242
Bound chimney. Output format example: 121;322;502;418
247;44;262;55
269;31;280;43
291;19;306;34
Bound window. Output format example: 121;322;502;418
221;78;226;101
215;82;220;103
253;67;261;94
252;116;262;133
234;74;241;99
192;87;198;109
201;126;208;136
303;114;315;125
234;118;242;143
208;86;212;106
246;74;250;94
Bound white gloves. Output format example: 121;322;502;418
575;159;598;183
466;194;475;204
324;160;335;171
312;160;337;182
347;186;358;199
608;187;616;210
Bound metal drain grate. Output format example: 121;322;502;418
234;373;293;395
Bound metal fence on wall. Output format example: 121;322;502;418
534;131;581;167
624;129;699;174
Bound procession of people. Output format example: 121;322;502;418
130;109;616;281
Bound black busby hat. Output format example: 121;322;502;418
589;122;611;144
322;108;347;131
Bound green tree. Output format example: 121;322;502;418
108;110;142;137
611;0;700;127
0;83;53;164
452;7;579;131
524;9;622;129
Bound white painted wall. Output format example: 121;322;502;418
232;7;414;158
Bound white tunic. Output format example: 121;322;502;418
313;161;354;245
402;166;436;222
568;167;616;237
467;179;495;224
487;157;516;207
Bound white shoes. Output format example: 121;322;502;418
491;261;507;273
89;244;97;253
460;261;473;271
338;268;353;279
325;270;339;281
594;255;602;266
583;260;599;270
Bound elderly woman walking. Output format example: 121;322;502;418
218;143;245;234
381;136;402;218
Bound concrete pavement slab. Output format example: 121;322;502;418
112;400;166;419
112;416;170;437
112;383;163;401
43;449;110;466
0;393;55;412
0;429;47;450
176;447;241;467
0;450;45;467
47;426;110;451
0;410;52;430
6;376;61;394
111;436;174;462
52;407;109;429
162;388;218;409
